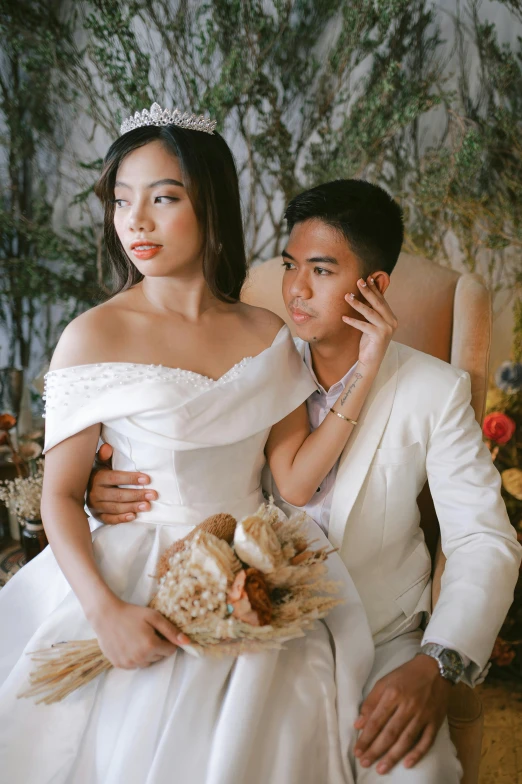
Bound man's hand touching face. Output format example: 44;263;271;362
87;443;158;524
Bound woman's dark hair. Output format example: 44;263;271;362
95;125;247;302
284;179;404;277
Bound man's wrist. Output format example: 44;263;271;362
417;643;465;684
416;653;451;684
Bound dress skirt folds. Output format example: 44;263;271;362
0;326;375;784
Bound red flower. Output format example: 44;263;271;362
0;413;16;432
483;412;516;445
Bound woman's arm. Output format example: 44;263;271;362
41;424;115;620
265;277;397;507
42;422;189;667
40;318;189;669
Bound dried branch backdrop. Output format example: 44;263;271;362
0;0;521;373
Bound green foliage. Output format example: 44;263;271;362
0;0;100;369
63;0;453;260
65;0;522;290
1;0;522;371
405;1;522;293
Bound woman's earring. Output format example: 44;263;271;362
218;243;223;254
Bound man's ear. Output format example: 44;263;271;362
370;271;391;296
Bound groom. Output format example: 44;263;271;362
87;179;521;782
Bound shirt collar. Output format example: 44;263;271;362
303;342;358;396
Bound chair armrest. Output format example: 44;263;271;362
451;273;491;424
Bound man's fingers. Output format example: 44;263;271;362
355;697;402;757
354;685;385;730
359;709;411;767
97;443;114;465
95;487;157;506
403;724;437;769
95;470;151;488
99;512;137;525
374;717;425;775
97;500;150;515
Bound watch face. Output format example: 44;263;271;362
440;649;463;675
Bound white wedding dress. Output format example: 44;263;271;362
0;326;374;784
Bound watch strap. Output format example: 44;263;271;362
419;643;464;684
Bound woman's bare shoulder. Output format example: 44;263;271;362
49;299;131;371
238;303;286;347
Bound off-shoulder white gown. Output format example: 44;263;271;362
0;326;374;784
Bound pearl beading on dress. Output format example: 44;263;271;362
42;359;253;416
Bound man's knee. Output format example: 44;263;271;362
355;721;462;783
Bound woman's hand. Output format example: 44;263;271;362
343;276;398;370
90;597;190;669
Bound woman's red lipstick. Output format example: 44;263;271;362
130;241;163;260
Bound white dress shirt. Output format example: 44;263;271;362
273;343;470;667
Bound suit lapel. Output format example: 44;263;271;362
327;342;399;548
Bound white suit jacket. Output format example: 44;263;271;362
265;339;522;687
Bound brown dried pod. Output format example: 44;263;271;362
155;513;237;580
243;568;272;625
289;550;314;566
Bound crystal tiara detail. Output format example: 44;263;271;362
119;102;217;136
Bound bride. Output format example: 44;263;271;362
0;103;396;784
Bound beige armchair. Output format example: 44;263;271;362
242;252;491;784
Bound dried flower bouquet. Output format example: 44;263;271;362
19;503;342;704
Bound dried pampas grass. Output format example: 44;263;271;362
19;504;341;704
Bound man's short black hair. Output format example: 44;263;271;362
284;179;404;276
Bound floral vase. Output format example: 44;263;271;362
8;501;20;542
20;518;48;562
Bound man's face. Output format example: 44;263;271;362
282;219;389;343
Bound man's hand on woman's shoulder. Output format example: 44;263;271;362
87;443;158;524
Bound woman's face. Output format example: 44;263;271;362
113;140;203;279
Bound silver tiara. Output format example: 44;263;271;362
119;102;217;136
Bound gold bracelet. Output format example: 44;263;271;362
329;408;358;426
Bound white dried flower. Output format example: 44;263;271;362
186;532;241;587
0;459;44;520
234;512;283;573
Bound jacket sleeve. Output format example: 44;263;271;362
422;372;522;686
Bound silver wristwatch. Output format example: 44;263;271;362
419;643;464;684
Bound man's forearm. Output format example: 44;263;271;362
425;373;522;683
